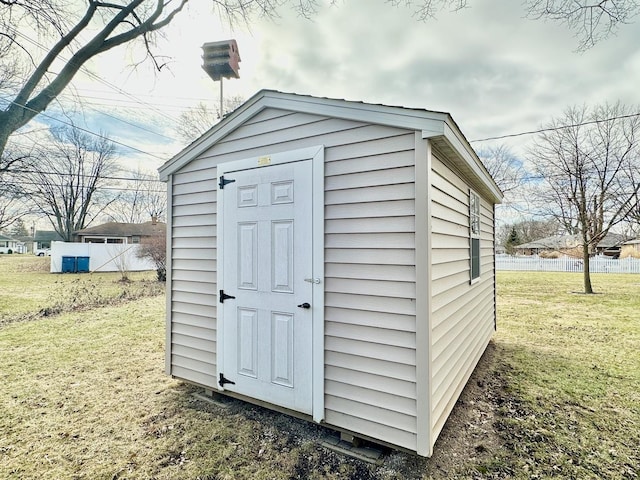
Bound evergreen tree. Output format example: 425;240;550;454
505;227;520;255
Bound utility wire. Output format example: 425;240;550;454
70;101;177;142
76;86;220;103
10;178;166;193
1;97;168;160
470;112;640;143
6;26;640;156
6;26;181;124
17;169;163;183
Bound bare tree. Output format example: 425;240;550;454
0;1;338;159
622;164;640;237
1;1;634;161
24;126;120;241
106;168;166;224
0;175;31;231
525;0;639;51
176;96;245;143
497;218;561;247
477;144;525;195
0;0;183;157
528;103;640;293
394;1;638;50
6;217;29;238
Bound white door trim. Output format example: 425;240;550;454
217;145;325;423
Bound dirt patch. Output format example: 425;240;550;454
184;340;514;479
415;341;507;479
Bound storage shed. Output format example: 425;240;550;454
158;90;502;457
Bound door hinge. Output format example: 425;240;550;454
219;289;236;303
218;175;235;189
219;373;236;388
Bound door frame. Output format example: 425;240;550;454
216;145;325;423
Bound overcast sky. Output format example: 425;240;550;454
51;0;640;172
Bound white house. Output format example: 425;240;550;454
0;234;19;254
158;90;502;456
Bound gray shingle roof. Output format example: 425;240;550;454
74;221;166;237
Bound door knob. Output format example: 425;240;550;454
297;302;311;309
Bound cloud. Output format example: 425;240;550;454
20;0;637;172
242;0;638;149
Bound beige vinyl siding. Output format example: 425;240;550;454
323;127;418;450
168;108;419;450
168;166;218;388
195;111;412;165
429;153;496;441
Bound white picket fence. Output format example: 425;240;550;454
496;255;640;274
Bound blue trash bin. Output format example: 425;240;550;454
61;256;77;273
76;256;90;273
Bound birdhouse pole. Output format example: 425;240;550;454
201;39;241;119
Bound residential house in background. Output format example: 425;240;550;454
514;233;626;257
622;238;640;254
34;230;64;251
73;219;166;244
47;220;165;273
0;234;19;254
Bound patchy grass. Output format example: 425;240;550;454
0;297;373;479
0;255;163;326
0;265;638;479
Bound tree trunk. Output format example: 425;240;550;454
582;243;594;294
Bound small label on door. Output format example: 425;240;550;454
258;156;271;166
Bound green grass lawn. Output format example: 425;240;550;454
491;272;640;478
0;257;638;479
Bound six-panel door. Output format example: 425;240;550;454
221;160;313;414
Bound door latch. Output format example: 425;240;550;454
304;278;321;284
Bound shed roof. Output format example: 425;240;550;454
74;221;166;237
159;90;502;203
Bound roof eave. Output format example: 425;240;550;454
159;89;451;181
422;118;503;204
158;90;503;204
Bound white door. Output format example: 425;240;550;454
220;160;313;414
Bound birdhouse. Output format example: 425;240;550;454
201;39;241;81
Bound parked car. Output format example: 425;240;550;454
35;248;51;256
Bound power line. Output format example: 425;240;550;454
470;112;640;143
17;169;164;183
6;26;181;124
76;86;219;103
70;101;177;142
8;178;165;193
0;25;183;155
0;97;168;160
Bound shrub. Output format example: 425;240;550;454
136;235;166;282
620;245;640;259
